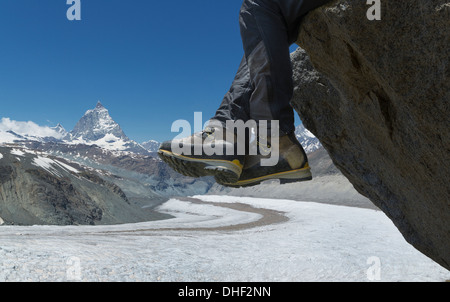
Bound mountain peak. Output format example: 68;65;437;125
53;123;64;130
67;102;127;143
63;102;147;153
96;101;105;110
52;123;68;136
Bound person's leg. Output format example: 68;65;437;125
215;0;322;187
158;60;249;184
276;0;334;44
160;0;332;186
158;59;250;185
239;0;296;135
212;0;332;134
212;56;252;126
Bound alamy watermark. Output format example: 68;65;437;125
67;0;81;21
170;112;280;167
366;0;381;21
66;256;82;281
366;256;381;281
65;1;380;22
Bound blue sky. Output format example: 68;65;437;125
0;0;299;143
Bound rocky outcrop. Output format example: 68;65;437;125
0;147;166;225
291;0;449;270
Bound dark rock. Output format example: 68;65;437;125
292;0;450;270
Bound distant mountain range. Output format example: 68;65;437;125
0;145;169;226
0;101;157;154
0;102;212;225
0;102;322;154
0;102;368;226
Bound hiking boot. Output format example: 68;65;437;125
158;127;245;184
219;132;312;187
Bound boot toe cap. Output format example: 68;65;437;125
158;140;172;152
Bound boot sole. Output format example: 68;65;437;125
158;149;243;184
221;166;313;188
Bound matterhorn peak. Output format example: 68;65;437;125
96;100;105;110
67;102;128;144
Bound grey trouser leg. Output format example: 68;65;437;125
212;0;331;135
213;56;252;124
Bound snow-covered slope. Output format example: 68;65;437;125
0;145;166;225
141;139;160;152
295;123;322;154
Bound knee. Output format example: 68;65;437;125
240;0;260;14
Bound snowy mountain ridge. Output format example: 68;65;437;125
141;140;160;152
1;103;321;155
295;124;322;154
52;123;68;137
0;102;150;154
0;118;67;144
0;145;165;225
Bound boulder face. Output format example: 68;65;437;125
291;0;450;270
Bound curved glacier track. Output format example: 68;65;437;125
97;197;289;234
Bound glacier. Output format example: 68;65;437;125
0;195;448;282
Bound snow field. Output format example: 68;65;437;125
0;196;448;282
